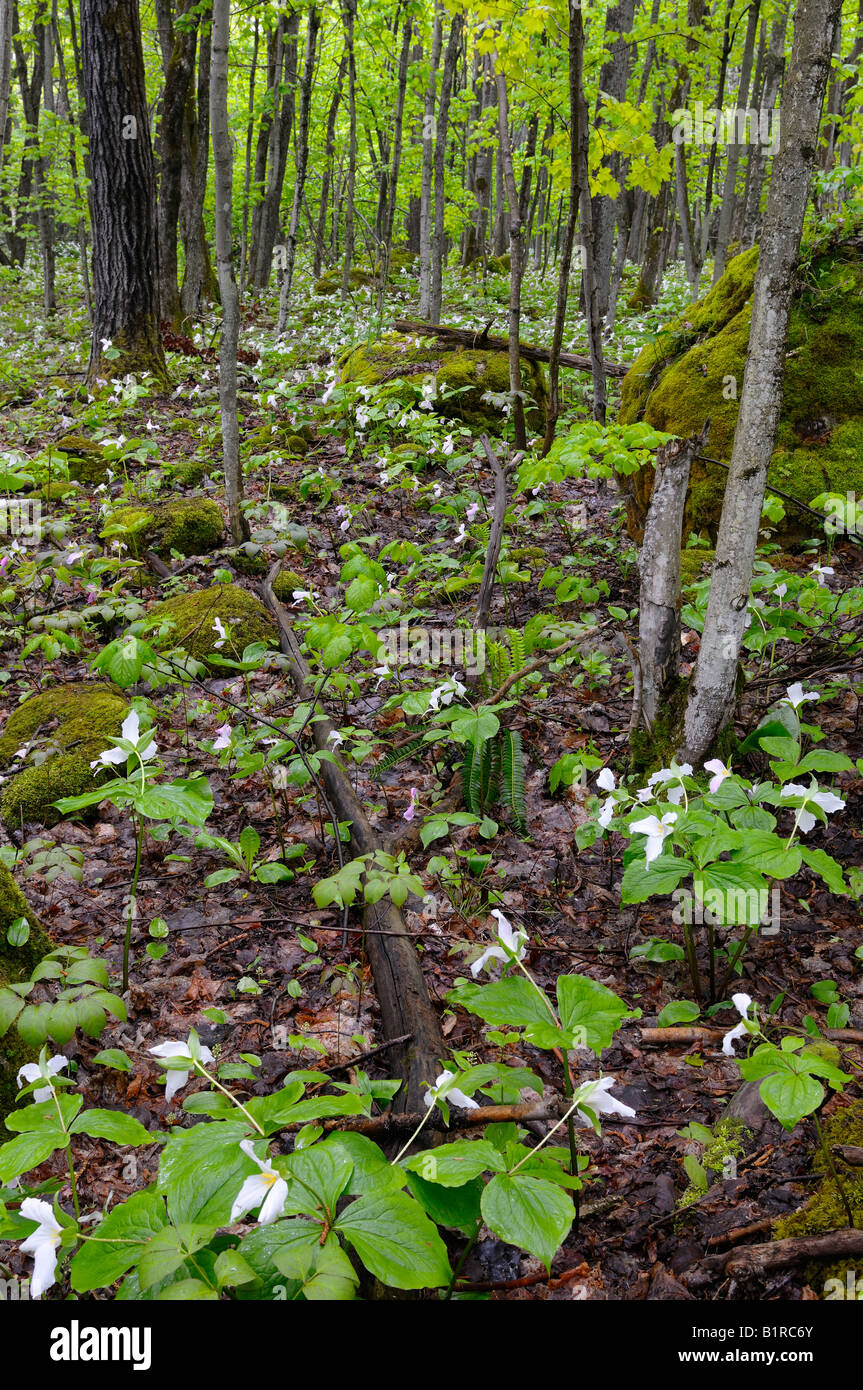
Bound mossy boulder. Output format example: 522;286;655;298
102;497;225;557
619;242;863;540
169;457;208;488
0;862;54;1131
314;267;376;296
37;480;81;502
53;433;114;486
0;682;128;830
486;253;511;274
272;569;307;603
338;333;547;433
140;584;277;664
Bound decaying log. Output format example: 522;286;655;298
684;1229;863;1288
261;566;445;1113
833;1145;863;1167
392;317;630;378
318;1097;563;1139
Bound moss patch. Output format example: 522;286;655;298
0;863;54;1130
103;497;224;557
772;1100;863;1296
141;584;276;664
315;267;375;296
0;682;128;829
338;333;547;433
619;242;863;540
53;433;113;485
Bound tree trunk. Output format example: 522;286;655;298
37;18;56;315
590;0;636;321
276;5;320;328
239;16;258;287
493;54;527;449
429;11;462;323
8;12;44;268
681;0;843;764
251;9;300;289
156;0;198;329
180;4;219;322
210;0;247;545
0;0;13;175
81;0;167;385
713;0;762;283
340;0;357;300
742;2;789;248
53;1;92;319
418;5;442;318
313;52;345;276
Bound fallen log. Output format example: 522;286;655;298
261;565;446;1113
683;1229;863;1288
392;318;630;378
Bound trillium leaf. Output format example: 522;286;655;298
405;1172;484;1236
0;1130;65;1185
449;977;554;1029
137;1222;217;1290
157;1120;250;1224
283;1143;354;1215
70;1109;154;1146
481;1173;573;1271
336;1191;451;1289
70;1188;168;1292
235;1218;322;1300
402;1139;504;1187
214;1249;258;1289
156;1277;218;1300
621;854;693;902
325;1133;405;1197
556;974;629;1054
134;777;213;827
274;1234;359;1301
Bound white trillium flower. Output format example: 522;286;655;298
704;758;731;794
810;562;834;586
19;1198;64;1298
327;730;344;748
212;617;227;649
722;992;754;1056
573;1077;637;1126
782;683;820;711
596;768;616;792
424;1071;479;1111
470;909;527;976
90;709;157;772
212;723;232;751
427;678;466;711
630;811;678;866
230;1140;288;1225
780;782;845;834
597;796;616;829
17;1055;67;1103
148;1039;214;1103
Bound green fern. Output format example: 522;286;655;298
499;730;527;830
371;736;427;781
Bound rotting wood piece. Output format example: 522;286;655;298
392;317;629;377
261;565;446;1113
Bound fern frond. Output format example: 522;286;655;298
500;730;527;831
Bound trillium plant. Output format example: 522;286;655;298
1;973;636;1301
54;706;214;988
578;688;854;1003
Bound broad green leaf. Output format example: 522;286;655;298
336;1191;451;1289
556;974;629;1054
70;1109;154;1146
70;1188;168;1291
481;1173;573;1271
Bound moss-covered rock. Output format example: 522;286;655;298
37;480;80;502
0;862;54;1131
102;497;224;557
223;544;268;577
772;1099;863;1296
141;584;276;663
53;433;114;486
0;682;128;830
314;267;376;296
619;242;863;540
272;569;308;603
169;457;208;488
486;253;511;274
338;333;547;433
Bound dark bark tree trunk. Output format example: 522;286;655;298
313;52;345;276
251;8;300;290
0;0;12;175
156;0;198;329
429;11;462;323
8;9;44;268
681;0;843;762
742;2;788;247
180;4;219;322
211;0;247;544
339;0;357;300
81;0;167;385
53;1;91;319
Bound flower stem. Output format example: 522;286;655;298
123;812;144;992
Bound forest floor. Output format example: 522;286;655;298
1;249;861;1301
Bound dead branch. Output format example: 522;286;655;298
392;317;630;377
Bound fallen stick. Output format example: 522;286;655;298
642;1026;863;1046
319;1097;563;1139
833;1145;863;1167
392;318;630;378
261;564;446;1112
